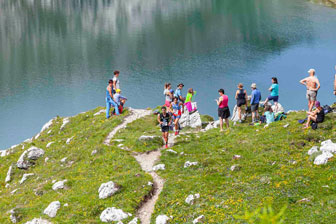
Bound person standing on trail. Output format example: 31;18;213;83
300;69;320;112
112;70;120;94
235;83;248;123
250;83;261;123
216;89;230;132
106;80;119;118
170;97;182;136
264;77;279;111
158;106;172;148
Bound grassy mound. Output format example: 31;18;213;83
0;108;152;223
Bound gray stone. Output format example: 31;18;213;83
184;161;198;168
320;140;336;154
60;157;67;163
128;218;138;224
5;165;13;183
43;201;61;218
193;215;205;224
155;215;170;224
230;165;241;171
25;218;52;224
94;109;105;116
91;150;98;155
19;173;34;184
46;142;54;148
60;117;70;130
152;164;165;171
52;180;67;191
185;193;200;205
314;153;330;165
66;136;74;144
100;207;130;222
138;135;157;141
166;149;177;154
179;103;202;128
308;146;319;155
17;147;45;169
98;181;120;199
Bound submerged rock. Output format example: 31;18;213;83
98;181;120;199
17;147;45;169
100;207;130;222
44;201;61;218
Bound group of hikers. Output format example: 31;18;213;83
106;67;336;148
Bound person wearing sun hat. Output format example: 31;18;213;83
300;68;320;112
250;83;261;123
113;89;127;114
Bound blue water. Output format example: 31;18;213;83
1;0;336;149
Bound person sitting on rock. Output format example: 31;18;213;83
169;97;183;136
158;106;172;148
263;105;274;124
113;89;127;114
184;88;197;113
303;101;325;129
106;79;119;119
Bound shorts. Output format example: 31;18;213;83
267;95;279;102
172;115;181;120
306;90;317;101
237;100;246;107
218;107;230;119
251;103;259;112
161;126;169;133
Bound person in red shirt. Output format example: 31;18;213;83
216;89;230;132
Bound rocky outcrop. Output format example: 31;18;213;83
44;201;61;218
155;215;170;224
52;180;67;191
19;173;34;184
179;103;202;128
185;193;200;205
5;165;13;183
25;218;52;224
100;207;131;222
184;161;198;168
309;140;336;165
17;147;45;169
98;181;120;199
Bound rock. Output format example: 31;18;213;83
45;157;49;163
1;149;9;157
60;157;67;163
41;118;55;133
44;201;61;218
153;164;165;171
230;165;241;171
271;103;284;113
100;207;130;222
60;117;70;130
185;193;200;205
5;165;13;183
113;139;124;142
19;173;34;184
179;104;202;128
98;181;120;199
320;139;336;154
5;183;10;188
66;136;74;144
52;180;67;191
91;150;98;155
17;147;45;169
138;135;157;141
128;218;138;224
64;203;69;207
148;181;153;186
193;215;205;224
233;155;241;160
184;161;198;168
314;153;330;165
204;120;220;131
25;218;52;224
94;109;105;116
308;146;319;155
46;142;54;148
166;149;177;154
297;198;310;203
11;189;18;195
24;138;33;144
155;215;170;224
118;144;124;148
9;209;18;223
283;124;289;128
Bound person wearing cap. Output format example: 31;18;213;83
174;83;185;103
113;89;127;114
303;101;325;129
106;79;119;118
235;83;248;123
250;83;261;123
300;69;320;112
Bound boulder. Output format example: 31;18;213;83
128;218;138;224
180;103;202;128
94;109;105;116
66;136;74;144
98;181;120;199
17;147;45;169
156;215;170;224
166;149;177;154
230;165;241;171
193;215;205;224
1;149;9;157
320;140;336;154
52;180;67;191
44;201;61;218
25;218;52;224
204;120;220;131
152;164;165;171
46;142;54;148
41;118;56;133
19;173;34;184
308;146;319;155
5;165;13;183
314;153;330;165
60;117;70;130
185;193;200;205
9;209;18;223
184;161;198;168
100;207;130;222
138;136;157;141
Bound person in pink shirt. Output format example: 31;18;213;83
216;88;230;131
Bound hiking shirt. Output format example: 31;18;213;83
219;95;229;108
270;84;279;96
164;89;172;102
265;111;275;124
113;76;120;89
160;113;171;127
174;88;182;100
185;91;196;103
251;89;261;104
113;93;127;105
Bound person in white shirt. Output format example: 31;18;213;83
113;70;120;93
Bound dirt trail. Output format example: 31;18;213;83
104;108;177;224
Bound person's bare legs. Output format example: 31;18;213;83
238;107;242;121
252;111;255;122
274;102;278;112
219;118;223;132
225;118;229;128
304;115;317;128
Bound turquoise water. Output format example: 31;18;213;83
1;0;336;149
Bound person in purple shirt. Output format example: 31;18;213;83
250;83;261;123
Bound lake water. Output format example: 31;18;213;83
1;0;336;149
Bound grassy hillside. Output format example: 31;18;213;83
1;106;336;223
0;108;152;223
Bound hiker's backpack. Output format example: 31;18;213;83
323;105;333;114
311;122;318;130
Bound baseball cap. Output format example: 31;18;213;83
308;68;315;73
251;83;257;88
177;83;184;87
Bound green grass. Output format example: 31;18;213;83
110;114;163;153
152;111;336;223
0;107;152;223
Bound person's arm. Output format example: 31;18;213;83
245;90;248;106
108;86;114;99
300;78;307;86
113;78;117;90
250;91;255;105
314;78;321;91
216;96;223;106
268;85;273;92
168;114;172;126
157;114;162;125
120;95;127;100
235;90;238;100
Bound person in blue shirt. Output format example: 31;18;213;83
264;105;275;124
174;83;185;103
250;83;261;123
264;77;279;111
106;80;119;119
